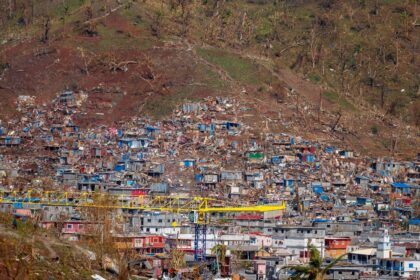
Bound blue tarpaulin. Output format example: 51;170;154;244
320;195;330;202
271;156;282;164
195;174;203;182
121;153;130;161
313;186;324;194
392;182;419;189
324;146;334;153
114;163;126;172
409;219;420;225
290;137;295;145
313;218;329;223
13;202;23;209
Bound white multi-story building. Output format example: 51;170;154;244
377;229;392;259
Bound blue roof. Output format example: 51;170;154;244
320;195;330;202
391;182;419;189
409;219;420;225
313;218;329;223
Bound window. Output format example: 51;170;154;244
409;263;414;268
300;251;309;258
67;224;72;229
147;219;151;223
158;219;162;223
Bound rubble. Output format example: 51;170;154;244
0;89;419;279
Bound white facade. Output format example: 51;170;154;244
402;260;420;278
283;237;325;261
377;229;392;259
171;233;251;256
249;234;272;248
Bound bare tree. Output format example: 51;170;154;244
41;16;50;43
150;10;163;37
309;27;318;69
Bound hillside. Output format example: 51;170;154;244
0;0;418;158
0;216;116;280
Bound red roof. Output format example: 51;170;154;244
325;236;352;240
236;215;263;220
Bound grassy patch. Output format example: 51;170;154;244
73;23;154;51
143;90;192;119
120;6;150;29
50;0;85;18
99;24;153;51
323;91;356;111
307;73;321;83
196;47;273;85
256;17;272;40
144;64;226;118
193;63;227;91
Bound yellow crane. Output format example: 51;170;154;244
0;189;286;261
0;190;285;213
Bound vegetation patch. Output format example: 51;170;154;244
371;125;379;135
143;91;192;119
193;63;227;91
143;60;228;119
50;0;86;18
308;73;321;83
94;24;153;51
196;47;273;86
323;91;356;111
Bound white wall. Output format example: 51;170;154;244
403;260;420;273
283;237;325;260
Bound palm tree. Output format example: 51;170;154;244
211;244;227;265
211;244;227;276
287;245;346;280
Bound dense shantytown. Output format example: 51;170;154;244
0;91;419;280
